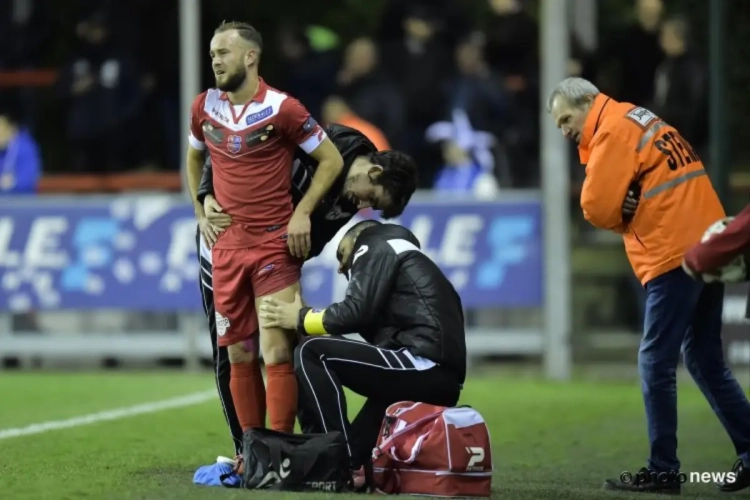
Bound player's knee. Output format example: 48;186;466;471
227;340;258;364
260;329;293;364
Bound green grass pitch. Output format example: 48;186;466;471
0;370;743;499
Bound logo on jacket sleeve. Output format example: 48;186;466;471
227;135;242;154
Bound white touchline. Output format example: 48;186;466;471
0;390;216;440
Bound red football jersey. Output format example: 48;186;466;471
684;204;750;273
188;78;326;249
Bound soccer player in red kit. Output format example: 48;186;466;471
185;21;344;434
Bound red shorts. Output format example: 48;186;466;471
212;235;302;347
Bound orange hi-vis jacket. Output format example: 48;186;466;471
578;93;725;285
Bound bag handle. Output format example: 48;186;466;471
387;431;429;464
373;410;442;461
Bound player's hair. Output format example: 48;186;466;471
368;151;418;220
214;21;263;51
344;220;381;241
546;77;600;113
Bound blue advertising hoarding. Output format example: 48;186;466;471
0;195;543;312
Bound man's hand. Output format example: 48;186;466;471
622;183;640;222
287;209;311;259
259;292;304;330
198;216;221;248
204;195;231;228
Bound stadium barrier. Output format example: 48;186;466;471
0;191;545;366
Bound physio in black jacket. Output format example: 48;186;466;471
195;124;417;455
260;220;466;468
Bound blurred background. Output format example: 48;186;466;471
0;0;748;376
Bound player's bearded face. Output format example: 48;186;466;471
216;63;246;92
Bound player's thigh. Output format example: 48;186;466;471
212;248;259;363
252;237;303;364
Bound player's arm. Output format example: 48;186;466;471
186;146;205;218
580;131;636;232
186;94;208;218
281;98;344;215
684;204;750;274
196;155;214;205
297;138;345;215
296;242;398;335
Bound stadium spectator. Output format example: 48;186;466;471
276;23;339;120
0;0;51;131
259;220;466;472
547;77;750;494
434;36;512;188
126;0;181;170
483;0;538;95
653;16;708;154
58;10;143;173
380;3;454;184
596;0;664;104
482;0;540;186
321;96;391;152
0;105;42;194
335;37;405;150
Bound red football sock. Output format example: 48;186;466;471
230;361;266;431
265;362;298;433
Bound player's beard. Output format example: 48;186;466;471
217;68;246;92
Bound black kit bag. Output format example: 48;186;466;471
235;428;353;492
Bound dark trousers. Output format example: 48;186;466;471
196;230;243;455
294;335;462;468
640;267;750;472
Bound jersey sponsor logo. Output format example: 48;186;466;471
210;107;230;123
245;106;273;125
246;124;277;147
625;107;658;129
227;134;242;154
302;116;319;134
215;311;230;336
202;122;225;144
258;264;274;276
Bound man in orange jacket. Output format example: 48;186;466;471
548;77;750;494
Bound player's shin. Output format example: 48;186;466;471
261;336;298;433
227;338;266;431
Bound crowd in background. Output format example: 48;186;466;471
0;0;708;196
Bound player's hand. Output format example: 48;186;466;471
259;292;303;330
198;216;220;248
204;195;232;229
287;209;311;259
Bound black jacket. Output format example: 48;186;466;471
298;224;467;384
196;124;377;259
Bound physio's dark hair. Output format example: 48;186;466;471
215;21;264;51
368;151;418;219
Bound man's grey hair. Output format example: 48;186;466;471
546;77;600;113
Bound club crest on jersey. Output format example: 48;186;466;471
227;134;242;154
246;106;273;125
